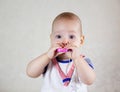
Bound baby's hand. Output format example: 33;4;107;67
67;46;81;60
46;46;65;59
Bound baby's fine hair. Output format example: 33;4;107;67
52;12;82;36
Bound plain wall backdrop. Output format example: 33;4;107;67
0;0;120;92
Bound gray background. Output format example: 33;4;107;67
0;0;120;92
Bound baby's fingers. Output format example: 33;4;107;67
55;52;64;57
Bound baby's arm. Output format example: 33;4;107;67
26;53;51;78
26;46;63;78
68;46;96;85
74;56;96;85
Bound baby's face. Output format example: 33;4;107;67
51;19;82;48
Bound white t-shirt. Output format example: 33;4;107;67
40;58;93;92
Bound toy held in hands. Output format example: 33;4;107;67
57;48;68;53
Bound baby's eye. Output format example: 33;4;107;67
69;35;75;39
56;35;62;39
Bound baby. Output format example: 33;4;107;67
26;12;96;92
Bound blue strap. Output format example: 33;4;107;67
63;78;71;83
56;57;72;63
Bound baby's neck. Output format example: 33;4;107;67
57;55;70;61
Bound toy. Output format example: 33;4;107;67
57;48;68;53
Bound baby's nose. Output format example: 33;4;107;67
62;42;68;46
62;40;70;47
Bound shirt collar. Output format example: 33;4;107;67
56;57;72;63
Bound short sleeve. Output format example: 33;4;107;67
84;58;94;69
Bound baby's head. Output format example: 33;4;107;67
51;12;84;48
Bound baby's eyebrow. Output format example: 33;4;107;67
68;30;77;34
53;31;63;35
53;30;77;34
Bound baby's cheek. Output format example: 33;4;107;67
72;41;80;47
51;40;60;46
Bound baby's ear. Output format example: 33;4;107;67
80;35;84;45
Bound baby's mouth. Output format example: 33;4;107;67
67;49;72;52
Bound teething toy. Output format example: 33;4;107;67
57;48;68;53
